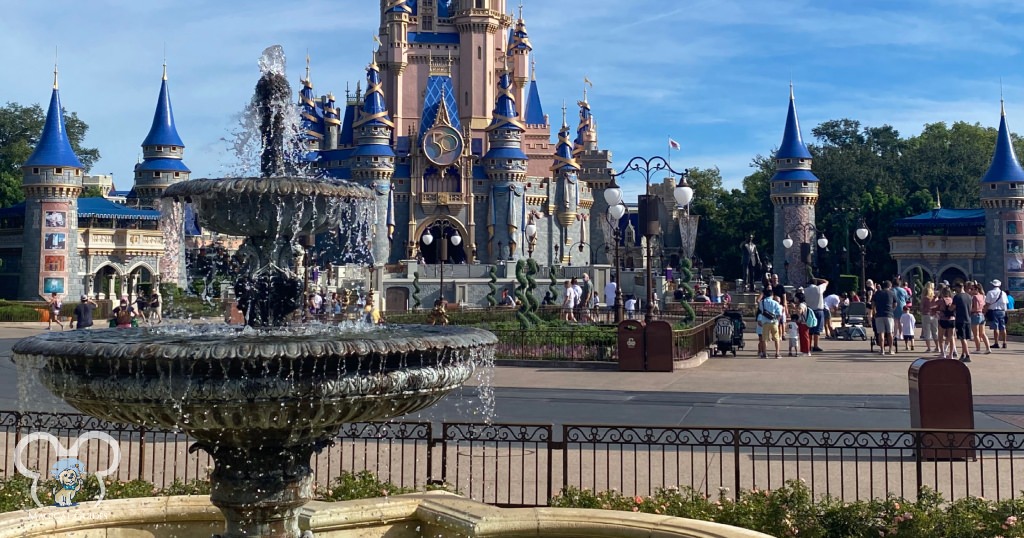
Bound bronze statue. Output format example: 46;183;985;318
740;234;760;292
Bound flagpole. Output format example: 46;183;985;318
667;136;672;168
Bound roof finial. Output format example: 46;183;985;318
531;55;536;81
345;81;350;100
583;76;593;102
561;100;567;128
162;43;167;80
53;46;59;90
305;50;311;81
1001;78;1006;116
789;79;794;100
518;0;523;20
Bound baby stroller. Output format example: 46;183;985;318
712;310;746;356
834;302;868;341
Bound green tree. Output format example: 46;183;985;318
0;102;100;208
81;185;104;198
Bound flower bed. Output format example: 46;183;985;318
551;480;1024;538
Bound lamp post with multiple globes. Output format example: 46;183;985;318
606;202;628;322
420;222;462;304
782;224;828;283
605;162;693;323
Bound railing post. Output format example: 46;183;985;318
425;422;434;488
915;430;923;497
561;424;569;499
733;428;741;500
137;426;146;482
546;424;554;504
438;423;448;487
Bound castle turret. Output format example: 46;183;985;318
299;56;325;152
130;63;189;209
570;85;614;264
551;109;581;263
507;4;532;108
483;64;527;258
352;53;397;265
21;67;84;300
770;84;820;286
980;99;1024;287
572;86;598;156
453;0;507;130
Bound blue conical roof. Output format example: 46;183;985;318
507;15;532;54
354;59;394;128
486;71;524;132
981;104;1024;184
142;71;183;147
777;86;812;160
524;78;545;125
25;84;83;169
550;121;578;172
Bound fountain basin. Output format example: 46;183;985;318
0;493;776;538
162;177;373;239
12;324;494;446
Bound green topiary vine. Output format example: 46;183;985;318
486;265;498;306
525;258;542;323
912;267;924;301
548;264;559;304
412;271;421;309
678;258;696;322
514;259;532;328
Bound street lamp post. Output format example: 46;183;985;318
608;158;690;323
607;203;628;322
782;223;827;283
525;212;540;259
421;222;462;304
854;221;870;299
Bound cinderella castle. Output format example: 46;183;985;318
295;0;617;269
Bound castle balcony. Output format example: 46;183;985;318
78;228;165;256
888;235;985;262
419;191;469;209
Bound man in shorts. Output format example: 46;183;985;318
986;279;1009;349
757;288;784;359
871;280;896;355
951;281;973;362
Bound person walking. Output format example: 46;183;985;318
604;277;617;312
951;282;973;362
919;282;938;353
111;299;136;329
936;286;956;360
757;288;784;359
899;305;916;351
969;281;992;355
579;274;594;323
135;293;151;326
871;280;896;355
985;279;1009;349
562;280;577;323
148;292;162;324
624;295;637;319
69;295;97;330
792;291;812;356
46;292;64;330
803;278;828;352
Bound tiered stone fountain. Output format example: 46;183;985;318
11;46;495;538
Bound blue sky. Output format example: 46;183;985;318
2;0;1023;199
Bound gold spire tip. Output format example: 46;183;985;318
305;51;311;80
531;56;536;81
789;80;794;99
162;60;167;81
53;46;58;90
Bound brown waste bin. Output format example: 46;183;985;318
908;358;975;460
645;320;675;372
617;320;645;371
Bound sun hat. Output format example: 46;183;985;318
80;295;88;301
991;279;1002;287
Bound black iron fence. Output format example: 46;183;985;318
2;412;1022;507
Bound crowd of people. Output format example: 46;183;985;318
754;273;1014;362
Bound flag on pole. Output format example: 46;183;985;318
668;138;681;151
583;76;593;87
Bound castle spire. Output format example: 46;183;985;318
981;99;1024;184
777;82;813;160
573;79;596;156
354;51;394;128
24;69;83;169
142;63;184;147
523;54;546;126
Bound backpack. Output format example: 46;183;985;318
804;307;818;327
115;307;132;326
760;300;776;321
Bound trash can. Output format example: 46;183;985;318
645;320;675;372
908;358;975;460
617;320;645;371
734;279;744;293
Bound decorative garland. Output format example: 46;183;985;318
514;259;531;328
548;264;559;304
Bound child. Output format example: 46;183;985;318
899;305;916;351
786;319;799;357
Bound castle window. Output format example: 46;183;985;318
799;159;806;163
477;46;482;60
372;156;380;162
422;18;433;30
991;184;998;190
75;170;80;176
784;182;790;188
785;159;792;164
1012;184;1019;189
170;147;178;153
174;172;181;178
153;172;161;178
802;182;808;187
157;146;163;151
464;91;468;105
55;168;63;175
32;168;39;174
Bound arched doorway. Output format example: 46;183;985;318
417;218;467;264
939;266;968;286
94;265;121;300
128;264;154;301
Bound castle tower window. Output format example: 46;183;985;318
153;172;161;178
55;168;63;175
802;182;808;187
173;172;180;178
1013;184;1018;189
156;146;163;151
32;168;39;174
784;182;790;188
477;46;481;60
